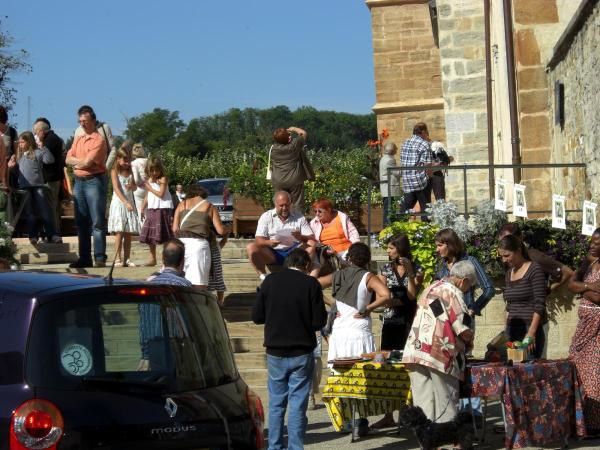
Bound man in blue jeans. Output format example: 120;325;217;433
252;248;327;449
66;105;108;268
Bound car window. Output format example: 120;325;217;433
25;289;237;391
198;179;227;196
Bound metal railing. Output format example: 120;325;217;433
366;162;587;240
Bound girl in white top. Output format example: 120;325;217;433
107;148;139;266
318;242;391;362
139;155;173;266
130;143;147;224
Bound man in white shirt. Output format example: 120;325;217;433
246;191;318;281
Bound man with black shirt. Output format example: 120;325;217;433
252;248;327;450
33;118;65;236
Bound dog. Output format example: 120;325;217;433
399;405;475;450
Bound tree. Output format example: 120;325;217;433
125;108;184;151
0;17;32;108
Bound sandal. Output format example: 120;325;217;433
125;259;136;267
114;259;124;267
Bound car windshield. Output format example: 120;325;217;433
26;288;238;391
198;179;228;197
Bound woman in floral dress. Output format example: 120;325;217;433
568;228;600;436
371;234;423;429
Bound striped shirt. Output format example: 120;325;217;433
504;261;547;324
435;254;495;315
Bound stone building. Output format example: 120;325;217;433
548;0;600;209
366;0;598;358
366;0;587;212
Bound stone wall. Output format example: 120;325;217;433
512;0;583;214
366;0;446;155
435;0;490;209
548;0;600;209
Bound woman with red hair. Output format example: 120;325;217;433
309;198;360;263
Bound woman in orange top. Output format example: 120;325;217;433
309;198;360;261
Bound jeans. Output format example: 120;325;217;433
267;353;314;450
23;186;57;240
73;174;107;263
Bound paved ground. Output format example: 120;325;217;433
263;399;600;450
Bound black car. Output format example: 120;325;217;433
0;271;265;449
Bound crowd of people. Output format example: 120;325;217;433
1;105;599;447
0;104;231;302
246;122;599;447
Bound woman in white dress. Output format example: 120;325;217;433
130;143;147;226
319;242;391;361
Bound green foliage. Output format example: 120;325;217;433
160;146;381;212
125;108;185;151
377;200;588;284
0;18;32;108
125;106;376;158
520;219;589;269
378;221;440;284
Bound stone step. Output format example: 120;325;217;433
230;336;264;353
15;237;389;265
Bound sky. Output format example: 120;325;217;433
3;0;376;139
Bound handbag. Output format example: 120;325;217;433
266;145;273;180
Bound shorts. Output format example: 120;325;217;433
180;237;211;285
270;242;301;265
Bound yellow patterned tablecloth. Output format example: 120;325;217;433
322;362;411;432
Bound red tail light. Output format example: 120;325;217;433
117;287;171;296
245;388;265;449
10;399;64;449
223;187;230;207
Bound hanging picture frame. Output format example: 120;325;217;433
552;195;566;230
495;179;507;212
513;184;527;218
582;201;597;236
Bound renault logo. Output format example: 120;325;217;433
165;397;178;418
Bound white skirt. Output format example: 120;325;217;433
180;237;211;286
327;295;375;361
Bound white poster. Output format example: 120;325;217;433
552;195;566;229
513;184;528;218
582;201;597;236
495;179;507;212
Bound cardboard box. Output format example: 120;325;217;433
507;348;528;362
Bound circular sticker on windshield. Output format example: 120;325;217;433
61;344;93;376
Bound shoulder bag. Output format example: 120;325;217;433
266;145;273;180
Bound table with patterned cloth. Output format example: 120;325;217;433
322;362;411;433
463;359;586;449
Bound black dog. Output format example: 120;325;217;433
399;405;474;450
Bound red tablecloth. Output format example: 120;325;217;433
463;360;586;449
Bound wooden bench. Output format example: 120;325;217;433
232;195;265;237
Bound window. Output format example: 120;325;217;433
26;290;237;391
